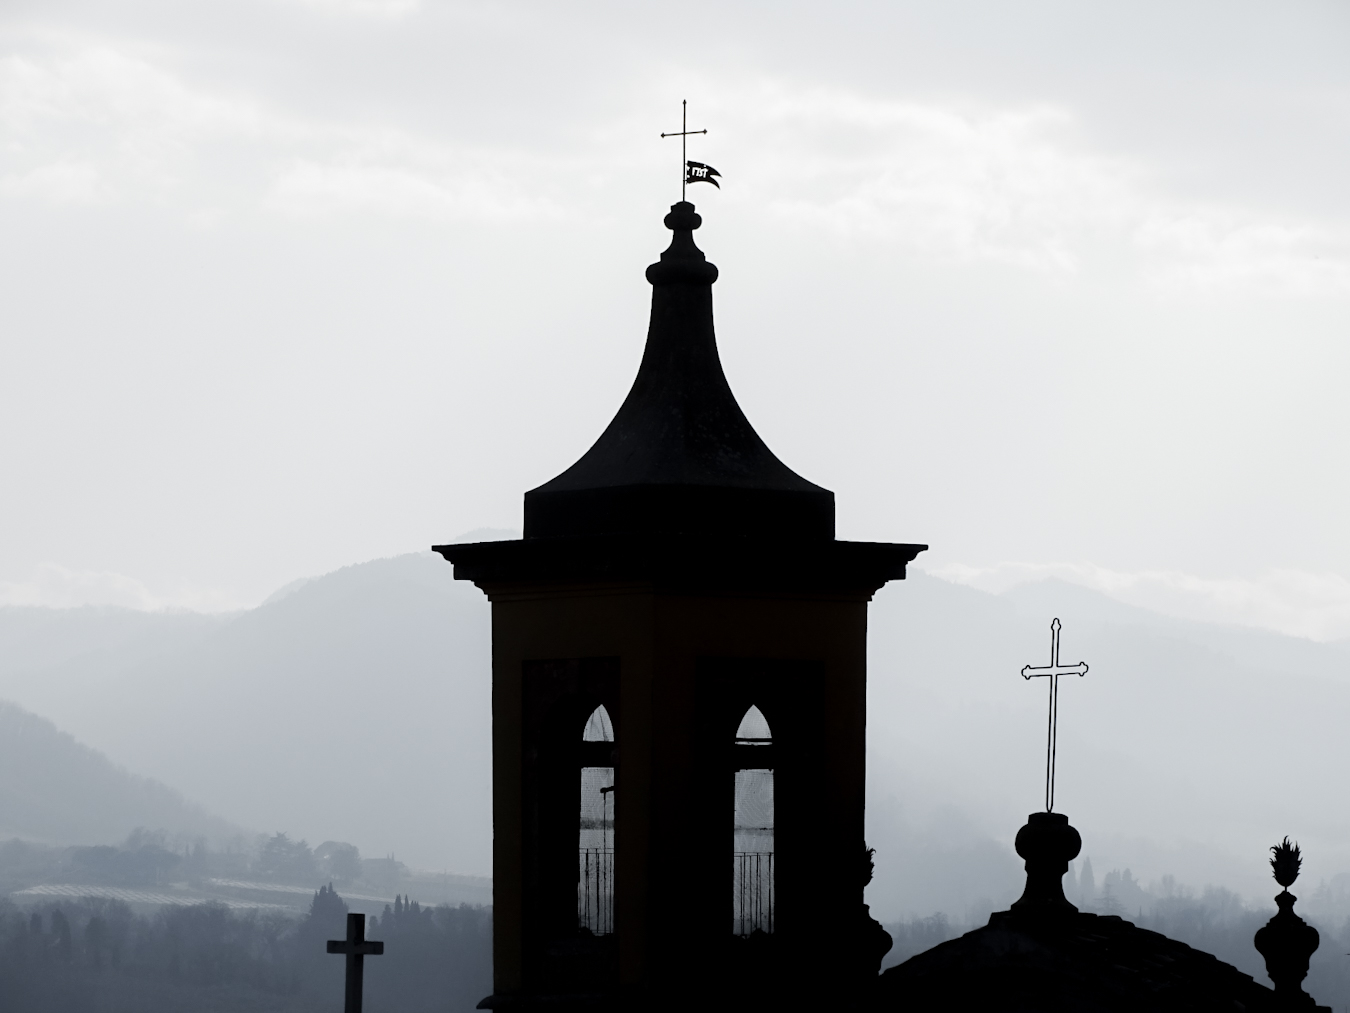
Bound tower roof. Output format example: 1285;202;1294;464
437;201;924;592
523;201;834;541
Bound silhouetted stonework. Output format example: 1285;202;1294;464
436;204;925;1013
876;814;1307;1013
1255;838;1325;1010
1255;893;1320;1011
879;906;1279;1012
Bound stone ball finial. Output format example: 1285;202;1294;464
663;201;702;232
1010;812;1082;918
646;203;717;287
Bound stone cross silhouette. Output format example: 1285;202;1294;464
327;912;384;1013
660;99;707;201
1021;618;1089;813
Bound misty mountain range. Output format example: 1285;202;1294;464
0;552;491;875
3;550;1349;924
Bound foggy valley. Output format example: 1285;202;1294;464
4;0;1349;1009
5;551;1350;1006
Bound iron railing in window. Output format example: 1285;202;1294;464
734;851;774;936
578;848;615;935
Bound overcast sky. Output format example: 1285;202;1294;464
2;1;1348;638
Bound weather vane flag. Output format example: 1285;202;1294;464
1021;618;1089;813
661;100;721;200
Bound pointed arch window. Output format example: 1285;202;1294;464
579;704;615;935
733;705;773;936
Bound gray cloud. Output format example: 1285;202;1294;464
1;0;1347;626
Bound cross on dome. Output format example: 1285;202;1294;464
1020;618;1089;813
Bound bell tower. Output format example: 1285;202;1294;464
436;201;925;1011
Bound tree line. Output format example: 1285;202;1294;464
0;829;387;892
0;884;492;1013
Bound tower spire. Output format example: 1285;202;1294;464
523;203;833;542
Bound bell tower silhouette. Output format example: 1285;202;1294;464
436;201;925;1011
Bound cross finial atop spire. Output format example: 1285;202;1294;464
661;100;719;200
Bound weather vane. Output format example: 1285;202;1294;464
661;99;721;201
1020;618;1089;813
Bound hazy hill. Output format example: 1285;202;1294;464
4;554;1349;924
0;552;491;875
0;700;239;846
